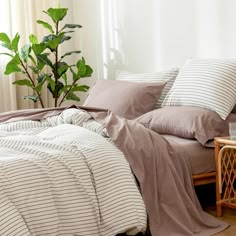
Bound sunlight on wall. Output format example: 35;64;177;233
99;0;120;79
99;0;108;79
98;0;163;78
0;1;11;34
195;0;221;58
96;0;236;78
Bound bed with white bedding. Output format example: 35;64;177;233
0;109;146;236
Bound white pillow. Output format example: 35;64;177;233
116;68;179;109
162;59;236;120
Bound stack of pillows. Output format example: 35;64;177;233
83;59;236;146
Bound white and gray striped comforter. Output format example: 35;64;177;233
0;108;146;236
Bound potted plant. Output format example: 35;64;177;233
0;7;93;108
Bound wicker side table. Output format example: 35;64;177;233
214;137;236;217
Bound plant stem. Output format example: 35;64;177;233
58;80;77;107
20;60;45;108
54;21;59;107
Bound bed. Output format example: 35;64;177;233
193;170;216;186
162;135;216;186
1;58;235;235
0;106;229;236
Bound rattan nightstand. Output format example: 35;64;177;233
214;137;236;217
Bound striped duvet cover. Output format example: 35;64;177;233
0;108;146;236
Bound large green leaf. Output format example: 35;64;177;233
65;91;80;102
22;95;38;103
5;55;21;75
37;60;46;71
71;85;89;92
29;65;39;74
42;33;70;49
28;54;36;65
37;53;53;68
81;65;93;78
60;24;82;31
37;74;46;83
35;74;47;93
62;30;75;34
0;52;13;57
60;51;81;60
43;33;64;50
47;80;64;98
75;57;93;78
60;35;71;44
57;82;65;97
45;36;62;50
5;63;21;75
0;33;11;50
13;79;33;87
76;58;86;77
81;57;85;64
62;73;67;85
36;20;54;33
32;43;46;55
0;43;11;50
56;62;69;76
7;54;20;64
46;75;55;95
11;33;20;52
0;33;11;45
42;34;54;43
29;34;38;44
70;68;78;81
19;44;31;62
45;8;68;23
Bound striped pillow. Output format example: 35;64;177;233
162;59;236;120
116;68;179;109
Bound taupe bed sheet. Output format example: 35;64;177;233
162;135;215;175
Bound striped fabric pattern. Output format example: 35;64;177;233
116;68;179;109
0;108;146;236
162;59;236;120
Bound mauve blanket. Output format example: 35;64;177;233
0;107;229;236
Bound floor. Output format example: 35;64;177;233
207;208;236;235
195;184;236;236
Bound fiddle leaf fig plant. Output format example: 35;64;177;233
0;7;92;108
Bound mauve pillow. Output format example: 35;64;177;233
83;79;165;119
135;106;236;145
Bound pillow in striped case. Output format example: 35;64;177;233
116;68;179;109
162;59;236;120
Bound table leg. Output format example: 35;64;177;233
214;141;222;217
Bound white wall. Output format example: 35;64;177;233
67;0;99;103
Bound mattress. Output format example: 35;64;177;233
162;135;215;175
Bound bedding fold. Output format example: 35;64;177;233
92;110;228;236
